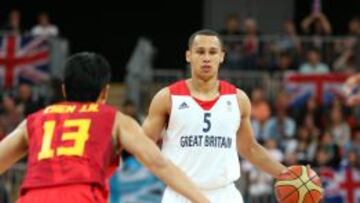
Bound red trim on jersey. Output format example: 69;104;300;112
168;80;237;110
219;80;237;95
192;96;220;111
169;80;189;95
169;80;236;95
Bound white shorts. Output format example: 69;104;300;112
161;183;243;203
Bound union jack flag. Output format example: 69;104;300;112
0;34;50;89
318;167;360;203
285;73;349;106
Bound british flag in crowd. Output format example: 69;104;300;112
319;167;360;203
285;73;349;107
0;34;50;89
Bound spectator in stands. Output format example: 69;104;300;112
317;131;341;168
301;12;332;36
348;17;360;36
219;14;243;70
15;83;43;116
343;150;360;169
0;95;23;134
293;127;315;164
301;113;321;142
263;93;296;150
344;73;360;106
328;107;351;147
347;17;360;71
219;14;243;36
283;152;298;166
312;148;331;168
1;9;23;35
31;12;59;37
295;96;323;128
250;87;271;141
301;11;333;61
272;52;297;72
299;48;330;73
333;18;360;73
275;20;302;55
333;45;357;73
242;18;262;69
289;112;322;162
344;127;360;156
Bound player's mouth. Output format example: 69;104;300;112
201;65;212;72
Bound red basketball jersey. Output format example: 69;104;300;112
21;102;117;193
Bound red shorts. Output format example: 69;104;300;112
17;184;107;203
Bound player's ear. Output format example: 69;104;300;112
186;50;191;63
98;85;110;104
61;84;67;99
220;49;225;63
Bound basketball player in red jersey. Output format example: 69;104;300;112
0;53;210;203
142;29;288;202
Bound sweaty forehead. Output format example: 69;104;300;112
191;35;222;49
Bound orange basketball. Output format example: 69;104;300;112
275;165;323;203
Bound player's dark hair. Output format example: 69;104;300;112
63;52;111;102
188;29;224;49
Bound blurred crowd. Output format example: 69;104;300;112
219;12;360;74
1;9;59;37
0;8;359;203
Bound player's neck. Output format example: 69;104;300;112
187;77;219;100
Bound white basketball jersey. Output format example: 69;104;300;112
163;80;241;190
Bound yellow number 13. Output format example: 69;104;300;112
38;119;91;160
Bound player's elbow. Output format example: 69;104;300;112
238;141;258;158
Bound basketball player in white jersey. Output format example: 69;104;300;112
142;29;287;203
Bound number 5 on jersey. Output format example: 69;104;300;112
203;113;211;133
38;119;91;160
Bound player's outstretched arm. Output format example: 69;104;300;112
0;120;28;174
235;89;287;178
142;87;170;142
115;112;209;203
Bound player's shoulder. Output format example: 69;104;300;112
99;103;119;113
217;80;246;97
234;88;251;116
219;80;237;95
168;80;189;95
151;80;189;102
152;86;171;102
235;88;249;99
147;83;174;113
